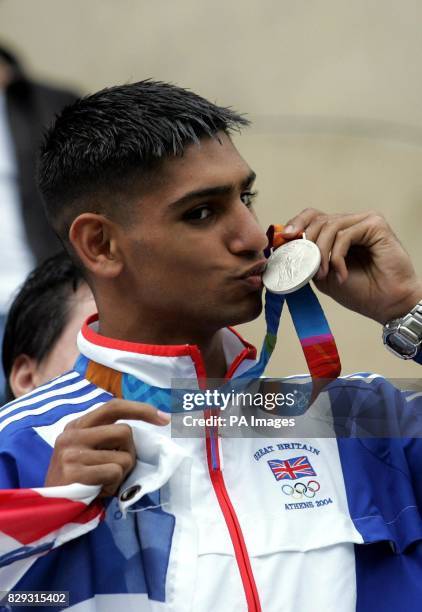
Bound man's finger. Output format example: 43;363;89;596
310;212;371;277
47;462;125;491
75;448;135;478
328;218;383;282
281;208;324;236
66;399;171;430
57;424;137;454
68;463;131;498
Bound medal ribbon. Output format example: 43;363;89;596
258;224;341;383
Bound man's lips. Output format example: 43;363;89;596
239;260;267;279
238;260;267;289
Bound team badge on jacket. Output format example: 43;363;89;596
254;443;335;511
268;455;316;480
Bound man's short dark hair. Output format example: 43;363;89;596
38;80;249;246
2;252;86;402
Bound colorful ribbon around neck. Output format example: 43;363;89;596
262;224;341;388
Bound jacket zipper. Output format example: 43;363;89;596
205;414;261;612
193;340;260;611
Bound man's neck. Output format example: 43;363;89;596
197;332;227;379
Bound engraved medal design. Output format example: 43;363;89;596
263;238;321;294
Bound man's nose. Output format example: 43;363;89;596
228;202;268;256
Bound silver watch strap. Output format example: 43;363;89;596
397;302;422;343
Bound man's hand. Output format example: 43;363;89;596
282;209;422;324
45;399;171;497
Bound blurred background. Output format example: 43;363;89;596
1;0;422;378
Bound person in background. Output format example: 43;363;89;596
1;251;96;402
0;45;79;390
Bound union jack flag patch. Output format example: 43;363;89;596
268;456;316;481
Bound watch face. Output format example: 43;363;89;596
386;332;417;357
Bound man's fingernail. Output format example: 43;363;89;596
336;272;343;284
283;224;295;234
156;410;171;424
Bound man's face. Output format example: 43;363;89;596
117;132;268;337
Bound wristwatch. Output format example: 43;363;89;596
382;300;422;359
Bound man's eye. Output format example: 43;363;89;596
241;190;258;207
184;206;213;221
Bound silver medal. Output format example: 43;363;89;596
263;237;321;295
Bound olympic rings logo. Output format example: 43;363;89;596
281;480;320;499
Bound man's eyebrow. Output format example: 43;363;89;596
168;170;256;210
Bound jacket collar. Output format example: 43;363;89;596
77;314;258;389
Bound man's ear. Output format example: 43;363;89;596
69;213;124;278
9;354;38;399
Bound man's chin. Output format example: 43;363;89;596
226;292;264;326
